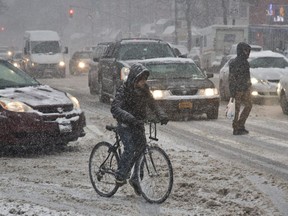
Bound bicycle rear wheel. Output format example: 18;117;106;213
89;141;119;197
137;146;173;204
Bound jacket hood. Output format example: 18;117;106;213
237;42;251;59
125;63;150;88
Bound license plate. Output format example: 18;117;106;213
59;122;72;134
178;101;193;109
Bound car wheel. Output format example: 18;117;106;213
219;80;229;101
280;92;288;115
206;107;219;119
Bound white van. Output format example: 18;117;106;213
23;30;68;78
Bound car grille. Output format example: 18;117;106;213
36;104;73;114
171;89;198;96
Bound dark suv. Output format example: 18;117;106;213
88;42;111;94
97;38;177;103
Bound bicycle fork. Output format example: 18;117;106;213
143;149;159;177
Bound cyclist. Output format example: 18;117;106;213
111;63;169;195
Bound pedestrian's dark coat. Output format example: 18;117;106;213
229;42;252;97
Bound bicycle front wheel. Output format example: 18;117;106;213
137;146;173;204
89;141;119;197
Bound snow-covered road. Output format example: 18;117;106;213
1;74;287;216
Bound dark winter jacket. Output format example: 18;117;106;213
229;42;252;97
111;63;167;126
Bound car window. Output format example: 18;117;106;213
146;63;206;79
0;61;39;89
118;43;175;60
104;43;116;58
94;44;109;58
249;57;288;68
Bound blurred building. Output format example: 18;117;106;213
249;0;288;51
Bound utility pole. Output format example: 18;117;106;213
174;0;178;44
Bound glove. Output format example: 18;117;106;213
159;116;169;125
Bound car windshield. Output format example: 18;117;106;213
145;62;206;79
249;57;288;68
118;43;175;60
31;41;61;54
0;61;39;89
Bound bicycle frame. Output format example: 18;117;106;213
101;121;159;177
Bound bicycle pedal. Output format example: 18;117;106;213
115;179;127;186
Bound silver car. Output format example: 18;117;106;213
277;73;288;114
219;50;288;102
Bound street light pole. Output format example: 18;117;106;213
174;0;178;44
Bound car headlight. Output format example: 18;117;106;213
13;62;20;68
78;61;86;69
251;77;258;84
120;67;130;81
151;90;170;99
67;93;80;109
0;99;33;112
198;88;218;96
59;61;65;67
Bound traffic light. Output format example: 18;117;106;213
69;8;74;18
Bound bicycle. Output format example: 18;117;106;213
88;120;173;204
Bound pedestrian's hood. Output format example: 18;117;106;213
0;85;72;108
30;53;64;64
251;68;288;81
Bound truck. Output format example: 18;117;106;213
199;25;248;72
23;30;68;78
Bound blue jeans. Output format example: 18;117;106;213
115;123;146;180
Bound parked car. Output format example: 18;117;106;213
69;50;93;75
98;38;177;103
0;59;86;148
120;57;220;119
277;74;288;114
88;42;112;95
219;50;288;102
